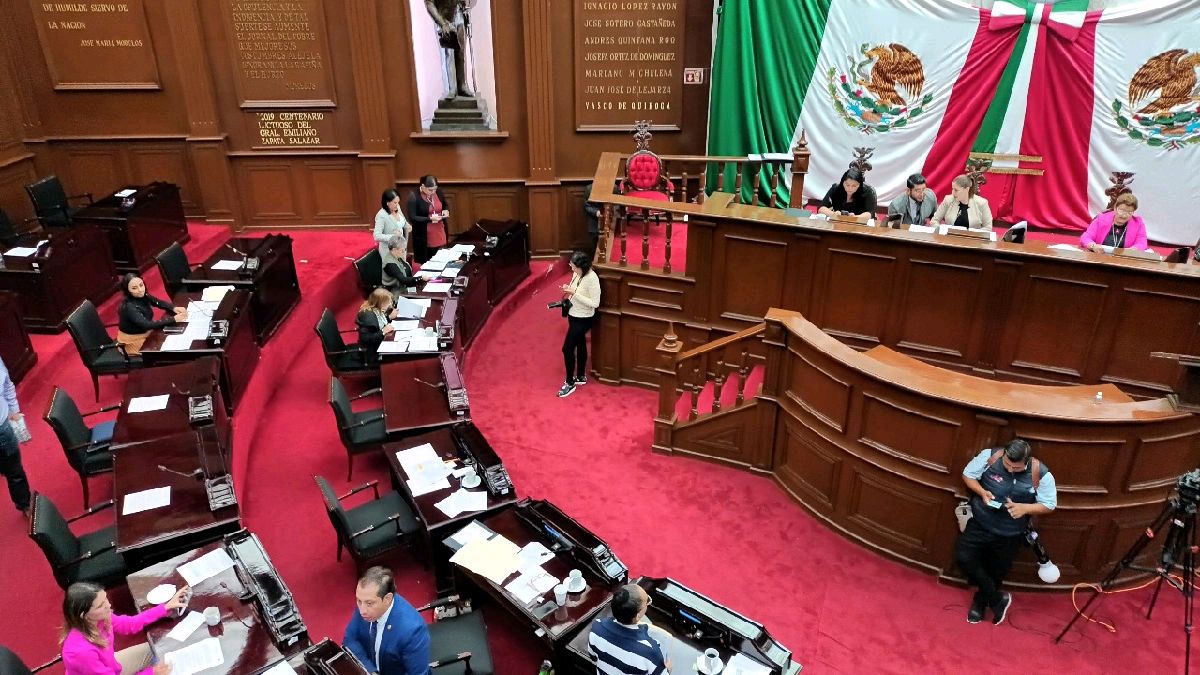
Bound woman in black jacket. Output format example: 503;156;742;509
406;175;450;264
356;288;396;365
116;273;186;355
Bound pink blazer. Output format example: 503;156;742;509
62;604;168;675
1080;211;1149;250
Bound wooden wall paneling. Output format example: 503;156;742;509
715;232;788;325
775;417;843;514
235;161;303;224
1125;427;1200;492
593;307;622;383
1010;517;1094;581
1094;286;1200;395
0;1;44;141
523;0;560;254
1000;273;1109;380
671;405;765;470
856;392;963;475
892;257;987;364
785;350;852;434
526;186;560;255
685;218;715;324
782;232;820;316
304;159;362;223
56;144;128;198
843;463;948;570
814;247;897;346
560;181;591;252
472;187;524;226
1011;433;1125;495
1101;504;1174;580
127;143;199;211
0;158;39;222
619;314;677;386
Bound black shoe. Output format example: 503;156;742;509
967;596;986;624
991;592;1012;625
556;382;576;398
575;377;587;386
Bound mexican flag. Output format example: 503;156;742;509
708;0;1196;244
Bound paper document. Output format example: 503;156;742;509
423;282;453;293
115;188;137;198
128;394;171;413
449;520;494;548
435;488;488;518
164;611;206;642
1048;243;1082;252
450;535;521;584
517;541;555;571
907;224;936;234
408;336;439;352
164;636;224;675
200;285;233;302
176;547;235;587
394;296;426;318
420;260;447;271
3;247;39;257
407;476;450;496
395;443;441;473
430;249;460;262
122;486;171;515
391;319;420;331
412;298;432;310
378;340;408;353
724;653;773;675
415;270;440;280
262;660;298;675
161;335;194;351
187;301;220;315
210;259;244;271
504;569;559;605
451;243;476;253
436;266;462;279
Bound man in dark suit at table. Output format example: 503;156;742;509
344;566;431;675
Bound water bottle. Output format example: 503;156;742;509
538;660;554;675
1094;391;1103;405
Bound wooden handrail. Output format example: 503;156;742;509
676;323;766;362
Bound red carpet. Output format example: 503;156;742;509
0;223;1188;674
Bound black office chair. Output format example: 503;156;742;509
313;475;418;569
43;387;118;508
419;597;496;675
315;308;372;376
354;248;383;298
328;377;386;480
28;492;127;590
66;300;143;401
25;175;92;228
0;646;60;674
155;241;195;298
0;208;42;247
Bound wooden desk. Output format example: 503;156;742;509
454;219;531;304
128;538;309;675
72;182;189;273
561;577;803;675
114;430;240;569
407;249;493;350
183;235;301;344
110;358;231;454
0;291;35;382
379;298;459;363
0;223;118;332
452;507;618;649
380;358;465;435
141;290;259;413
289;639;369;674
384;425;517;593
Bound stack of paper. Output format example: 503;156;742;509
128;394;170;413
408;336;439;352
420;259;448;271
200;285;233;302
122;487;171;515
429;249;461;263
391;319;420;331
450;243;476;254
176;547;235;586
161;335;195;351
435;488;488;518
396;443;451;479
210;259;244;271
164;637;224;675
3;246;40;257
449;520;494;548
423;282;453;294
394;296;427;318
504;569;559;605
449;535;521;584
517;541;555;571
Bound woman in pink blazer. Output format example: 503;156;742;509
1080;193;1149;252
61;582;188;675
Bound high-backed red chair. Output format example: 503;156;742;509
619;122;674;229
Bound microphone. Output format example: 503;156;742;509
474;221;493;237
1025;528;1060;583
158;465;204;481
413;376;446;390
223;242;248;258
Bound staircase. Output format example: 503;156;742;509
430;96;488;131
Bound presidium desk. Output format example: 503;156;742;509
73;182;190;274
584;152;1200;400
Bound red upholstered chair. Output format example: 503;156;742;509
619;122;674;228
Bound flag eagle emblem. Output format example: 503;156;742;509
827;43;934;135
1111;49;1200;151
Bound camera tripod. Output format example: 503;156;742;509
1055;494;1197;672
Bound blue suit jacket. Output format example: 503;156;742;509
343;597;432;675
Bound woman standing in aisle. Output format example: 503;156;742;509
407;175;450;264
556;250;601;398
373;188;411;260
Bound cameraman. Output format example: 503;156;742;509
955;438;1056;625
556;250;600;398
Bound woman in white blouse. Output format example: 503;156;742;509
373;188;411;259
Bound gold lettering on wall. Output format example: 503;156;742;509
248;110;336;148
29;0;160;89
222;0;337;108
574;0;685;130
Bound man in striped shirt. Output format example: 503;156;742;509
587;584;672;674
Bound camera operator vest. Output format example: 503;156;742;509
970;451;1046;537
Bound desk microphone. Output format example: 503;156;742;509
474;221;493;237
413;376;446;390
223;242;249;258
158;465;204;481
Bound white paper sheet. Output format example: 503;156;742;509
391;319;420;331
122;486;171;515
164;636;224;675
3;247;39;257
200;285;233;302
176;548;235;587
430;249;460;262
262;660;298;675
407;476;451;496
378;340;408;353
210;259;244;271
161;335;195;352
423;282;452;293
449;535;521;584
164;611;205;642
450;243;476;254
503;570;559;605
395;443;441;474
407;336;439;352
419;260;447;271
907;224;937;234
1049;243;1083;252
517;541;555;571
437;266;462;279
449;520;493;548
394;296;426;318
186;300;220;315
128;394;171;413
115;188;137;198
412;298;433;310
435;488;488;518
724;653;772;675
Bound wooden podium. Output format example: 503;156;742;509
1152;352;1200;413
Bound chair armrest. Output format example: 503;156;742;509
67;499;114;523
340;412;384;431
63;540;116;568
430;652;473;672
67;192;94;204
338;480;380;501
64;439;111;455
351;387;382;400
82;404;121;416
83;443;113;457
348;512;401;540
81;341;120;356
30;654;63;673
327;346;365;357
417;595;464;613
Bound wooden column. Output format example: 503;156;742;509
165;0;240;226
789;130;811;208
345;0;397;203
652;322;683;454
522;0;561;256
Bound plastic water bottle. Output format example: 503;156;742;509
538;660;555;675
1094;391;1103;404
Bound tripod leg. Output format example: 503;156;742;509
1183;512;1195;675
1146;575;1166;620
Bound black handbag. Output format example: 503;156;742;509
560;298;572;318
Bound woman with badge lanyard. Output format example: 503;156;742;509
407;175;450;264
1080;193;1149;253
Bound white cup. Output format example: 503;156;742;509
568;569;584;590
703;648;721;672
203;606;221;626
553;584;568;606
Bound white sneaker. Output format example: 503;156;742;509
556;382;576;398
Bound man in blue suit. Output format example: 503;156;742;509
344;566;432;675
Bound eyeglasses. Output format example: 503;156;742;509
1115;208;1135;215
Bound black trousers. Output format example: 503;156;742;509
0;421;30;511
562;315;594;384
954;517;1023;607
